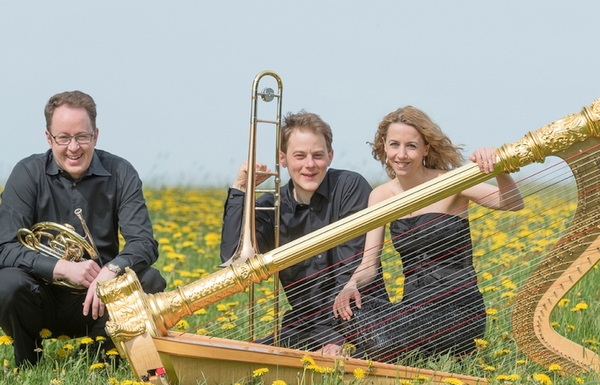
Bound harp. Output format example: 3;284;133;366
98;99;600;384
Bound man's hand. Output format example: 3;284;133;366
232;162;272;192
82;266;119;320
54;259;101;288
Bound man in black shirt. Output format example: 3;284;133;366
220;110;388;354
0;91;166;367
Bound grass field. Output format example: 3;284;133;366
0;183;599;385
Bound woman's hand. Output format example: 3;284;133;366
333;282;361;321
469;146;497;174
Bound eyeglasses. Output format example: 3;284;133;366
49;132;95;146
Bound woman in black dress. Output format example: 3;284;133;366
332;106;524;362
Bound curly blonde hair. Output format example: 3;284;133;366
371;106;464;179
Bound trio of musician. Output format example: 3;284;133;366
0;90;523;368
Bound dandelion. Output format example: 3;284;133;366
217;304;228;312
474;338;488;349
492;349;512;358
219;323;233;330
106;348;119;356
341;343;357;357
49;379;62;385
301;354;315;366
79;337;94;345
196;329;210;335
557;298;570;307
39;328;52;338
253;367;269;377
570;301;588;312
442;378;464;385
486;308;498;315
481;365;495;372
532;373;552;385
272;380;287;385
89;362;106;371
353;367;365;379
0;335;13;345
399;380;413;385
548;364;561;372
194;308;207;315
175;320;189;330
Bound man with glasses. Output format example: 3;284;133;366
0;90;166;367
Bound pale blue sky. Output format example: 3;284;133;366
1;1;598;186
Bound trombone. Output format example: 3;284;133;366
221;70;283;343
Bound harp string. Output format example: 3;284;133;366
178;151;596;368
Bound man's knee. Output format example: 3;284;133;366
137;267;166;294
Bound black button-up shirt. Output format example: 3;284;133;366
221;168;388;347
0;149;158;284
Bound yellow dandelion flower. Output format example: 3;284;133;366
548;364;562;372
108;378;119;385
272;380;287;385
79;337;94;345
95;335;106;342
571;301;588;312
194;308;207;315
172;279;184;287
442;378;464;385
341;343;357;356
252;367;269;377
486;308;498;315
220;323;235;330
89;362;106;371
481;271;492;280
532;373;552;385
63;343;74;351
576;377;584;384
217;304;228;312
353;368;365;379
474;338;488;349
415;374;430;382
39;328;52;338
0;335;14;345
493;349;511;358
482;365;495;372
557;298;570;307
106;348;119;356
260;315;274;322
196;329;210;335
49;379;62;385
566;324;575;331
175;320;189;331
516;359;527;365
162;265;174;272
399;380;413;385
301;354;315;366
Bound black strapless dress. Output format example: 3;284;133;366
336;213;486;363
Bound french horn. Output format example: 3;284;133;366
17;208;99;290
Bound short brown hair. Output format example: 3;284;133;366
44;90;97;132
281;110;333;153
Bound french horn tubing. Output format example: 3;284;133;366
17;208;99;290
